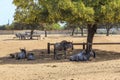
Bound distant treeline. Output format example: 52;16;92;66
0;25;6;30
0;22;63;30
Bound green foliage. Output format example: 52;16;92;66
0;25;6;30
13;0;120;29
5;24;14;30
13;0;41;30
45;23;61;30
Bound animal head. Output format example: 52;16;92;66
83;49;96;59
65;42;73;49
19;48;26;53
89;50;96;58
54;40;73;50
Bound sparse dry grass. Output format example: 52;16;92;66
0;34;120;80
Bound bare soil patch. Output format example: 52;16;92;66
0;35;120;80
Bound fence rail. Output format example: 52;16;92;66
47;42;120;54
0;29;120;35
0;30;73;35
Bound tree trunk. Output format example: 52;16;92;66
86;24;97;54
80;27;84;36
71;28;75;36
30;29;34;39
106;27;110;36
45;30;47;37
106;24;113;36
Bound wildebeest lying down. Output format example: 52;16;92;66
10;48;35;60
54;40;73;59
69;50;96;61
16;48;27;60
27;53;35;60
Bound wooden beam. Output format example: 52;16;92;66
49;42;120;45
47;42;120;54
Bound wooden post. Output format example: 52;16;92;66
54;45;56;59
54;44;56;59
83;42;85;49
47;43;50;54
72;46;74;50
72;42;74;50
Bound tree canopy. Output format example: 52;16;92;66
13;0;120;53
13;0;120;26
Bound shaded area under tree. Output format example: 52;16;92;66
0;49;120;64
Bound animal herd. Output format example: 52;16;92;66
10;48;35;60
10;40;96;61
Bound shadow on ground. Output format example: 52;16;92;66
0;49;120;64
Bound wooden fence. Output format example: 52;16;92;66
0;30;87;35
47;42;120;54
0;29;120;35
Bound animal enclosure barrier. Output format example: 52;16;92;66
47;42;120;58
47;42;87;59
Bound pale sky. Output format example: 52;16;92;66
0;0;16;25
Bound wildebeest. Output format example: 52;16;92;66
69;49;96;61
9;54;15;58
16;48;27;60
9;48;35;60
15;33;21;39
15;33;30;40
54;40;73;59
27;53;35;60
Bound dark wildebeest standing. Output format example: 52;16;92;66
15;33;21;39
54;40;73;59
15;33;30;40
69;49;96;61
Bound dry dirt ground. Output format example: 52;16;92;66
0;34;120;80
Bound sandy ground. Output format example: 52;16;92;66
0;34;120;80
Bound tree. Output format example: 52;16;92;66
99;0;120;36
39;0;95;53
0;25;6;30
8;22;26;30
13;0;120;55
13;0;41;39
46;23;61;30
83;0;120;53
64;22;85;36
40;23;61;37
40;0;120;53
64;23;77;36
105;23;114;36
79;24;86;37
